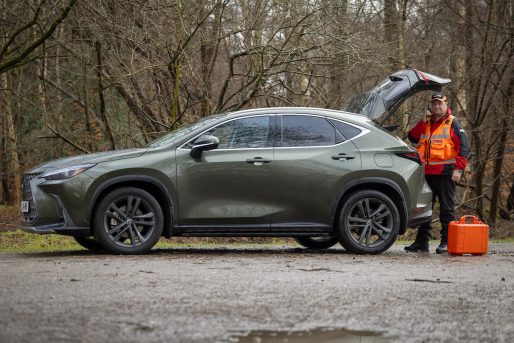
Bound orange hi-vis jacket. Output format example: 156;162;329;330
416;115;458;165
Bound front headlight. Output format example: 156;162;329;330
41;163;96;181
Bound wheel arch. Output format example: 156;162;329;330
332;177;408;235
86;175;175;238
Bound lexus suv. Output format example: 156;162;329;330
20;69;449;254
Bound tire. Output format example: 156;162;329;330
73;236;104;251
336;190;400;254
93;187;163;254
295;236;339;249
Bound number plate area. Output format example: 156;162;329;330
21;201;29;213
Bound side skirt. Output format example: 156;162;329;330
174;222;333;237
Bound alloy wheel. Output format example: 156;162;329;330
104;195;156;248
345;197;394;248
94;187;163;254
337;190;400;254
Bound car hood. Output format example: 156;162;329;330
346;69;451;125
27;148;148;174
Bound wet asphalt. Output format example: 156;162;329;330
1;242;513;343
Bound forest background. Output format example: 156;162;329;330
0;0;513;236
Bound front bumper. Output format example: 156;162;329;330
20;222;90;236
21;173;94;236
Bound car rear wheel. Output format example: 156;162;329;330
336;190;400;254
73;236;104;251
93;187;163;254
295;236;339;249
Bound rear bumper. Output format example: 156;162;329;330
407;203;432;228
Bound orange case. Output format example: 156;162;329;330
448;216;488;255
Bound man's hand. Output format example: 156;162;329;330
423;110;431;123
452;169;462;182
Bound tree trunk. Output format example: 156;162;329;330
328;0;348;107
82;63;94;152
471;130;485;220
95;41;115;150
38;49;48;115
508;174;514;213
1;72;22;206
488;119;508;225
450;1;467;116
489;72;514;224
199;0;223;117
383;0;399;72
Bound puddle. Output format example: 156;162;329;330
228;327;392;343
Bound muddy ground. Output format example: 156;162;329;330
1;242;513;343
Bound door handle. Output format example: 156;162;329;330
246;157;272;165
331;153;355;160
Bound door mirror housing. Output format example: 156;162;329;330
190;135;219;158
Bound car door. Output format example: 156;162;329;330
271;114;362;233
176;115;275;232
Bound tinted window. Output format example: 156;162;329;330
329;119;362;140
280;115;336;147
189;116;271;149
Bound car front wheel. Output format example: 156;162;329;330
295;236;339;249
93;187;163;254
336;190;400;254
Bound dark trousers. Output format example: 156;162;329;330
417;174;456;243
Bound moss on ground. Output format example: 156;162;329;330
0;230;295;253
1;229;512;254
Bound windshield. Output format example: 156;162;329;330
146;114;225;147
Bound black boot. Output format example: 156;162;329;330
405;240;429;252
405;222;430;252
435;243;447;254
436;236;448;254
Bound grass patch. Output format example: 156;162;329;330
1;229;512;254
0;230;295;254
0;230;81;253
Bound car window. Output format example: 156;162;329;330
279;115;336;147
329;119;362;141
146;113;226;147
185;116;271;149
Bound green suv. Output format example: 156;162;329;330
21;69;449;254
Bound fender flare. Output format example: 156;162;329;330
86;175;175;228
331;177;408;232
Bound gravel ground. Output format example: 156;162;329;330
1;242;513;343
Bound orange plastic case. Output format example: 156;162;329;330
448;216;488;255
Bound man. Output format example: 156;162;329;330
405;92;470;254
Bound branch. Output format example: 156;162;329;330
0;0;46;60
0;0;77;75
45;124;90;154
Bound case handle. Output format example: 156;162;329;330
459;215;482;224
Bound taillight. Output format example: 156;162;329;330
396;151;424;165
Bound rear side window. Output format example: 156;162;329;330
279;115;336;147
329;119;362;140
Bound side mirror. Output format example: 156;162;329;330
190;135;219;158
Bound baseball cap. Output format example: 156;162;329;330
431;92;447;102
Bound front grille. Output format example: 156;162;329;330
22;173;41;222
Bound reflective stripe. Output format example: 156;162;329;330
428;158;456;165
430;127;450;139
